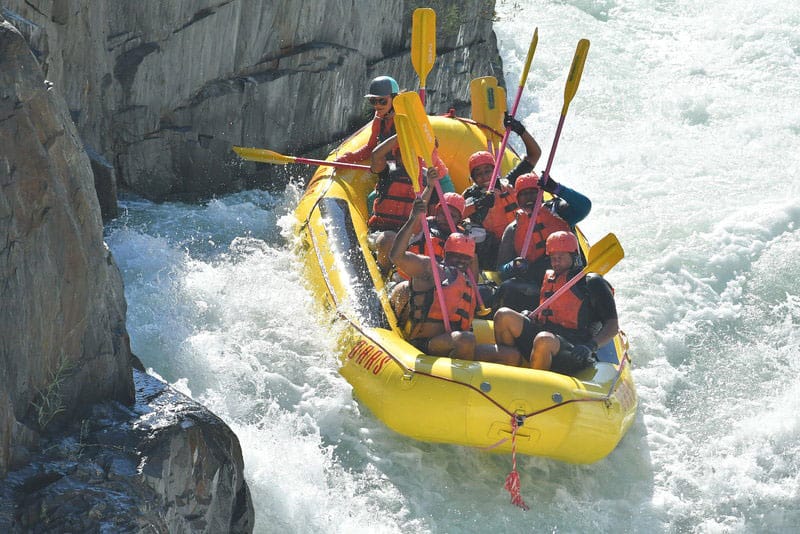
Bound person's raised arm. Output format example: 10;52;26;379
390;197;429;277
389;168;438;275
370;135;399;173
502;113;542;189
505;113;542;167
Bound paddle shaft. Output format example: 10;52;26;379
294;155;370;171
528;265;588;319
520;39;589;258
487;28;538;192
233;146;370;171
519;113;565;257
432;180;487;310
418;168;452;333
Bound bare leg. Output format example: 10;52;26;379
493;307;525;347
451;331;476;360
375;231;397;275
389;281;410;324
428;331;475;360
427;332;452;357
530;332;560;370
473;343;522;366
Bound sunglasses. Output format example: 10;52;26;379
368;97;388;106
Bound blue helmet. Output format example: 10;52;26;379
365;76;399;97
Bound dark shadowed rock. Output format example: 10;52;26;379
0;370;254;533
85;145;119;221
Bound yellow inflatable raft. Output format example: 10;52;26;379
293;113;637;463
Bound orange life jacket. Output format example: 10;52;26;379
409;265;476;334
538;269;583;331
512;206;571;263
368;160;415;231
481;183;519;239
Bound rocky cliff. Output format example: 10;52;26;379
1;370;253;532
0;15;134;475
2;0;503;203
1;16;254;532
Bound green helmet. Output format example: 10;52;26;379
365;76;399;97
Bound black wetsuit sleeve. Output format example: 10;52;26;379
586;273;617;322
504;159;535;188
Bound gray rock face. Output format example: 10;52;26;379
0;17;134;475
1;21;253;533
2;0;503;200
0;370;254;533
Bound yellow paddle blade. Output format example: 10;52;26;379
492;85;507;133
519;27;539;89
469;76;494;125
469;76;507;136
393;91;435;166
586;232;623;276
394;114;421;192
411;8;437;86
562;39;590;114
232;146;295;165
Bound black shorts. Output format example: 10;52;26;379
514;316;543;360
514;318;586;374
410;337;431;354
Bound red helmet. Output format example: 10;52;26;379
437;192;466;218
515;172;540;192
545;231;579;254
444;232;475;258
468;151;495;174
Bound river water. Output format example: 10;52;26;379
105;1;800;532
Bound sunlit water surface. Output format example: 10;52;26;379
105;1;800;531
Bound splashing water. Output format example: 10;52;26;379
106;1;800;531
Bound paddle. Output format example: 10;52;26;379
411;8;436;106
395;111;452;333
469;76;507;152
520;39;590;258
528;233;623;319
393;91;489;314
486;27;538;192
232;146;370;171
393;93;436;167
